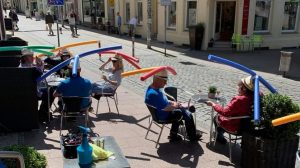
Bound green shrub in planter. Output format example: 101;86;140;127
1;145;47;168
242;93;300;168
260;93;300;139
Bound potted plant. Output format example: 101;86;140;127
241;94;300;168
208;86;217;99
189;22;205;50
1;145;47;168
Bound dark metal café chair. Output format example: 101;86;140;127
60;96;91;135
92;87;119;115
145;103;186;148
213;115;251;162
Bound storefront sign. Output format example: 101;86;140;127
108;0;114;6
160;0;171;6
48;0;64;6
242;0;250;35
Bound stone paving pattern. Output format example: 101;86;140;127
1;13;299;168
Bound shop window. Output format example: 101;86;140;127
282;1;299;32
136;1;143;25
167;1;176;28
254;0;272;32
185;0;197;29
83;0;91;23
125;1;130;24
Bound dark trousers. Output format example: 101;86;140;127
38;87;55;121
168;108;197;138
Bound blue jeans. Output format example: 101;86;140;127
92;82;114;95
168;108;196;138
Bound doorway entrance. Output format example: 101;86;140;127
214;1;236;41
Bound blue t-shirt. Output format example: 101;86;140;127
56;76;92;108
145;86;170;120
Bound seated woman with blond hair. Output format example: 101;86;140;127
206;76;254;144
92;55;124;95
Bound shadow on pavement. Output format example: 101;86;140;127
206;142;241;167
155;141;203;168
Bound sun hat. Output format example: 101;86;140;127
111;55;121;61
154;69;168;80
68;59;81;69
61;49;71;57
21;48;34;57
241;76;254;91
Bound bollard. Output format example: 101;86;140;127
279;51;293;77
132;36;135;57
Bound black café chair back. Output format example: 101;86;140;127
145;104;185;148
93;87;119;115
214;115;252;162
60;96;90;135
164;86;177;101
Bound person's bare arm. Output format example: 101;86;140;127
53;90;61;97
163;101;181;111
99;57;111;70
102;75;117;86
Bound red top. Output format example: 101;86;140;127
213;95;253;133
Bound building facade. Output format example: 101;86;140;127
156;0;300;50
10;0;300;50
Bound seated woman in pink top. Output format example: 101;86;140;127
206;76;254;144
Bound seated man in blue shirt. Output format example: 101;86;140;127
145;70;201;142
53;60;92;111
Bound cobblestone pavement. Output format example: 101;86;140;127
14;13;300;131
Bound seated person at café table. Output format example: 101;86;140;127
19;49;55;122
145;70;202;142
44;49;71;77
92;55;123;95
206;76;254;144
53;60;92;111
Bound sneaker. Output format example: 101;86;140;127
88;107;94;112
188;105;196;113
168;134;183;142
189;132;202;142
216;136;227;145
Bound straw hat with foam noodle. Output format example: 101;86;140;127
154;69;168;80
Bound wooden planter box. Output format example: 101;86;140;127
241;132;299;168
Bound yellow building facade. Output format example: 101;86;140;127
117;0;300;50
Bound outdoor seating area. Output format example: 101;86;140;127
231;34;263;52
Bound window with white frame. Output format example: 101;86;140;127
136;0;143;25
125;1;130;24
185;0;197;29
167;1;176;28
282;1;299;32
254;0;272;32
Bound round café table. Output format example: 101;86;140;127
192;94;226;145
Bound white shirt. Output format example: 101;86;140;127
129;17;137;26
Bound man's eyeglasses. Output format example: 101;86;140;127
156;75;168;81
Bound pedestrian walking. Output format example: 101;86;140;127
3;6;7;14
45;11;54;36
116;12;122;36
9;10;19;31
128;16;137;37
68;12;77;38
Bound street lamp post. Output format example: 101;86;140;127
0;0;6;40
146;0;151;49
